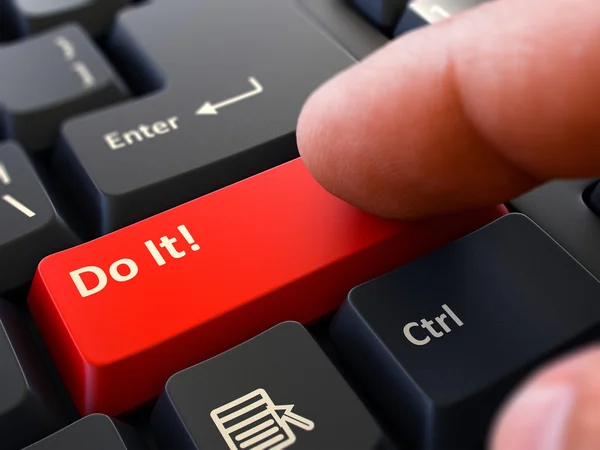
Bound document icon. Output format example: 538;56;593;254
211;388;315;450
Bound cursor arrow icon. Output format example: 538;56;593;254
196;77;263;116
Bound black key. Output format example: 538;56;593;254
56;0;354;234
151;322;390;450
349;0;408;34
330;214;600;449
24;414;147;449
4;0;128;37
587;180;600;215
0;300;70;450
297;0;388;60
394;0;490;35
511;180;600;281
0;25;128;152
0;142;79;293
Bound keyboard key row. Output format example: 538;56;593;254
28;158;506;416
25;208;600;450
23;323;390;449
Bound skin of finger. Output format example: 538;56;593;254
491;347;600;450
297;0;600;219
566;351;600;449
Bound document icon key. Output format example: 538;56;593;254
211;389;314;450
151;322;390;449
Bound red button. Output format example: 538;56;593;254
28;159;507;416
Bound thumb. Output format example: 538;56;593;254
491;347;600;450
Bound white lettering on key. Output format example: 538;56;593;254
0;162;11;185
54;36;76;61
403;304;463;346
109;259;139;282
2;195;36;217
104;117;180;150
159;236;187;259
70;225;200;298
70;266;108;298
145;240;166;266
196;77;263;116
70;260;139;298
105;132;125;150
403;322;431;346
72;61;96;89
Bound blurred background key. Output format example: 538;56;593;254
0;300;71;450
3;0;129;38
0;25;128;152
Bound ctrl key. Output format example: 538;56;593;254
151;322;392;449
331;214;600;449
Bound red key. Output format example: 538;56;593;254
28;159;507;416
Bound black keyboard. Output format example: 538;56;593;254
1;1;600;449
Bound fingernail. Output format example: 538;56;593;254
499;384;575;450
492;348;600;450
513;385;575;450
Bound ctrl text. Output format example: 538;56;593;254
103;116;180;150
403;304;464;346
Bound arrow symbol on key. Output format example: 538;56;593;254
0;162;11;185
196;77;264;115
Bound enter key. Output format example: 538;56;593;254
56;0;355;235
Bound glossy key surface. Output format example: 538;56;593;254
28;158;506;416
0;142;79;293
152;322;392;449
331;213;600;449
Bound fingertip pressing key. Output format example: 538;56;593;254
297;0;600;220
